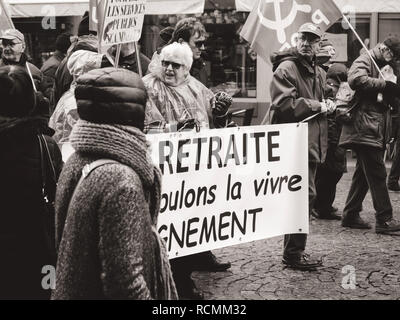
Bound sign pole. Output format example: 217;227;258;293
115;43;122;68
134;41;143;77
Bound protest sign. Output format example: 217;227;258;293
147;124;309;259
100;0;146;47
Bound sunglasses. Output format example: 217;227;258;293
161;60;183;70
1;40;22;48
194;40;206;49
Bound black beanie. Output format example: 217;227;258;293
383;36;400;58
75;67;147;130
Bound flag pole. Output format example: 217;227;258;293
134;41;143;77
25;62;37;92
114;43;122;68
341;14;385;80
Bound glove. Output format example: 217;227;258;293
213;92;233;116
320;101;328;113
325;99;337;114
177;119;198;132
383;81;400;99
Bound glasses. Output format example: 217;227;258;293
194;40;206;49
1;40;22;48
161;60;183;70
384;47;394;57
298;35;320;45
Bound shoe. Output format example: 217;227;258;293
282;253;322;271
342;216;372;229
330;206;338;213
376;218;400;234
177;278;204;300
192;252;231;272
388;182;400;192
314;209;341;220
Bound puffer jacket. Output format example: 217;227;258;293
269;48;328;163
339;45;392;150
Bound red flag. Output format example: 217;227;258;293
0;0;15;32
240;0;342;64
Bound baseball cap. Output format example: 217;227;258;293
0;29;25;43
298;23;323;38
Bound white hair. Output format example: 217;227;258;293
160;42;193;70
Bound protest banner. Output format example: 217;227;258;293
147;123;309;259
0;0;15;31
240;0;342;64
100;0;146;47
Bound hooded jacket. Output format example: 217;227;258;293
270;48;328;163
339;45;392;150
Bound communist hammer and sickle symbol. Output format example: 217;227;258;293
258;0;312;44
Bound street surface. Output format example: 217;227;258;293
193;157;400;300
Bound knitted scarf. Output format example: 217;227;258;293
69;120;178;299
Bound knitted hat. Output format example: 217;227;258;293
75;67;147;130
0;65;36;118
383;36;400;58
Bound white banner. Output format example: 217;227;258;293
100;0;146;46
147;124;309;259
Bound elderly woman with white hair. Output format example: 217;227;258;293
143;42;233;300
143;42;231;133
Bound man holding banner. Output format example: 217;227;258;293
270;23;334;271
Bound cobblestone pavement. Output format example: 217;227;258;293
192;159;400;300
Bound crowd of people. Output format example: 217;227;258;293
1;13;400;300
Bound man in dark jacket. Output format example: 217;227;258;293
40;33;71;110
314;63;348;220
0;29;43;92
339;37;400;234
270;23;333;271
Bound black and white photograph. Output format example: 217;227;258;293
1;0;400;310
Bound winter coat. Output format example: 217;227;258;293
0;116;62;299
52;121;177;300
339;45;392;150
40;51;66;108
0;53;44;93
269;48;328;163
191;58;208;86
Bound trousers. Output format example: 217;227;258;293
343;146;392;223
283;161;317;259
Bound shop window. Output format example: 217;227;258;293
326;16;371;68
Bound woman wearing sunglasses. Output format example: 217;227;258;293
143;42;213;134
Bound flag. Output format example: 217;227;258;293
240;0;342;64
0;0;15;32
